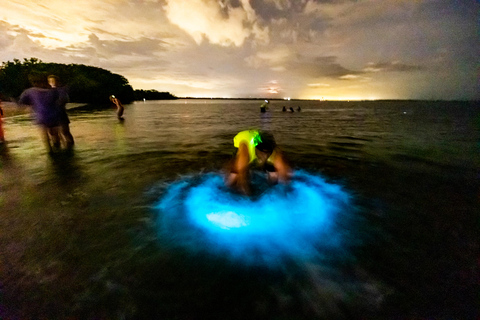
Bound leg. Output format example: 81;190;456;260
40;127;53;153
48;127;61;151
60;123;74;149
117;106;124;119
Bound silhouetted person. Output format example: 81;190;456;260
297;106;301;112
110;95;124;120
18;73;61;153
0;98;4;143
226;129;291;195
48;75;74;149
260;100;269;113
282;106;286;112
289;107;294;112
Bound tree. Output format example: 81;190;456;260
0;58;135;104
134;89;177;100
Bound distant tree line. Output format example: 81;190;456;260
134;89;177;100
0;58;177;104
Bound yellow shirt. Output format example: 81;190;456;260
233;130;276;164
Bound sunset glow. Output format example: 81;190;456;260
0;0;477;100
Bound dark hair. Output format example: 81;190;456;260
28;73;48;88
256;131;276;153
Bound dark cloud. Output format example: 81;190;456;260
289;55;359;78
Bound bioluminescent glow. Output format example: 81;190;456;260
154;170;354;266
206;211;250;229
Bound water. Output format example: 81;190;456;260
1;99;478;319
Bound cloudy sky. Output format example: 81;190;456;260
0;0;478;100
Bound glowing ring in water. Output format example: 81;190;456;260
154;170;352;265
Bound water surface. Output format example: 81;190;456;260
1;99;478;319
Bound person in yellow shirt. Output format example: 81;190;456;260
226;130;291;195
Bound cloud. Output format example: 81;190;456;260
245;46;292;69
308;83;331;88
163;0;269;46
291;56;359;79
0;0;478;99
363;61;424;73
86;33;168;56
338;74;370;81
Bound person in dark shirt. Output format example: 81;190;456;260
18;73;61;153
48;75;74;149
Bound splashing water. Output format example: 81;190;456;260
154;170;354;266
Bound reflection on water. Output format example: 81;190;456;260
0;100;478;319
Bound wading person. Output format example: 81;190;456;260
0;98;5;144
110;95;124;120
18;73;62;153
226;129;291;195
48;75;74;149
260;100;269;113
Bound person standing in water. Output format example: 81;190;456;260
226;129;291;195
18;73;62;153
48;75;74;149
0;98;5;144
260;100;269;113
110;95;124;120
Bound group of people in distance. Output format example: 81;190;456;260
17;74;74;153
282;106;301;112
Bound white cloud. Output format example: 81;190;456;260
163;0;268;46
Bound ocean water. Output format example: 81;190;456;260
0;99;478;319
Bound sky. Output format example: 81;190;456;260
0;0;478;100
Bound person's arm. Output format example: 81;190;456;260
58;88;69;108
17;91;32;109
233;142;251;194
272;149;291;183
114;98;124;107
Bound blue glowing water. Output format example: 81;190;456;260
155;170;353;265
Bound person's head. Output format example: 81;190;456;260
255;131;276;162
110;95;116;101
28;73;49;88
47;75;60;88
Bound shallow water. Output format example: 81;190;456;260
1;99;478;319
